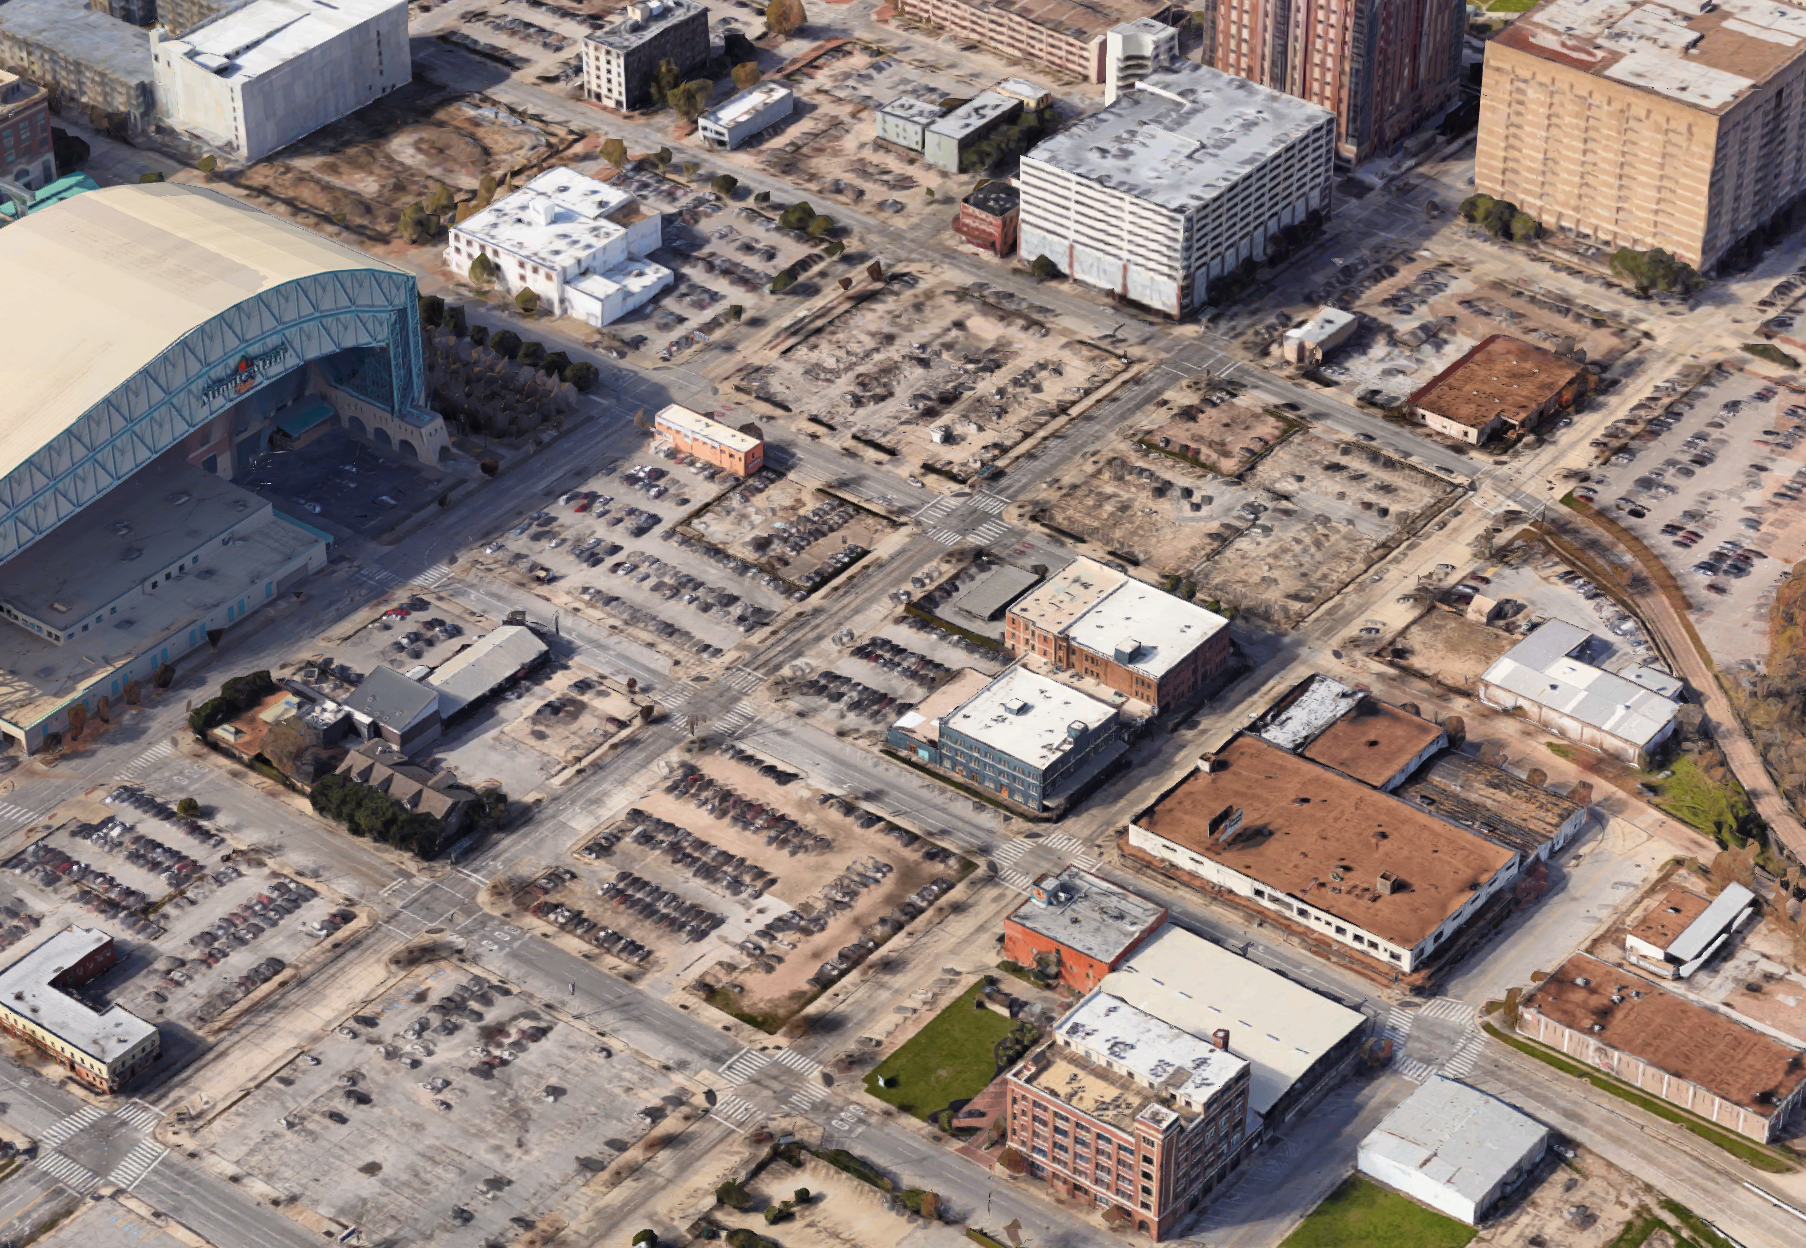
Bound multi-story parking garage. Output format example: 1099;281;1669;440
0;181;448;752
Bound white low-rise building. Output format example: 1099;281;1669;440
1018;62;1334;318
1479;619;1682;765
1359;1077;1549;1224
698;82;794;150
445;166;671;327
1282;306;1358;365
150;0;409;160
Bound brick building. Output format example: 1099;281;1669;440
1006;556;1231;713
954;181;1020;255
0;71;51;190
0;926;159;1091
1407;335;1588;445
1002;868;1166;991
1518;953;1806;1143
1005;990;1252;1238
1204;0;1462;166
652;404;764;477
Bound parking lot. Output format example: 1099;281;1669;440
688;469;899;595
197;963;677;1246
1;784;343;1048
1575;365;1806;664
244;428;453;539
473;447;796;659
557;756;966;1027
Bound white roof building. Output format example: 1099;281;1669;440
1479;619;1682;762
0;926;158;1086
941;664;1119;771
430;624;549;718
1358;1076;1549;1224
150;0;410;160
1063;577;1230;685
1099;925;1367;1123
1055;990;1249;1114
445;166;671;328
698;82;795;150
1282;307;1359;364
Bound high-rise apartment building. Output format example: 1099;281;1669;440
581;0;708;112
1476;0;1806;272
1203;0;1462;165
1018;61;1335;312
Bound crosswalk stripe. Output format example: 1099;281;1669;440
722;667;767;692
999;869;1035;892
0;801;36;826
1441;1035;1484;1079
1042;835;1082;853
1073;855;1103;872
969;520;1011;544
409;564;454;588
994;840;1029;862
971;492;1009;514
719;1048;771;1084
914;497;956;523
35;1151;99;1193
1396;1057;1434;1084
773;1049;821;1074
653;688;692;708
925;527;962;545
40;1105;104;1147
113;1102;162;1132
713;1094;758;1121
107;1140;168;1188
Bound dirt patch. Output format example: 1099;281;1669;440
230;85;580;242
1033;450;1231;575
1384;609;1520;693
1471;1145;1658;1248
1135;379;1293;475
688;475;899;591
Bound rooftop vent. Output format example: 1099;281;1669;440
1114;637;1141;664
1003;698;1029;715
1376;871;1402;895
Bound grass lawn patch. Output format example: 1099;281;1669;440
1485;0;1538;10
863;979;1034;1119
1482;1024;1793;1172
1281;1176;1475;1248
1643;756;1761;845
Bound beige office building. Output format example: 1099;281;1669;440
1476;0;1806;272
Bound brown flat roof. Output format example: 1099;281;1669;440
1628;887;1714;954
1526;953;1806;1117
1409;335;1586;430
1133;736;1519;948
1301;699;1443;789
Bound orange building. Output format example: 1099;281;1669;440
653;404;764;476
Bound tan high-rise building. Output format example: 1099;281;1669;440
1476;0;1806;272
1205;0;1463;164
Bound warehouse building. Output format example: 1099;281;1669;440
1018;63;1334;317
1004;990;1252;1239
150;0;410;161
1625;883;1756;981
1359;1077;1549;1224
1407;335;1589;446
1003;868;1167;992
1129;736;1522;973
1007;557;1232;713
581;0;708;112
0;182;439;752
948;562;1039;623
0;926;158;1091
1479;620;1681;765
1244;674;1446;792
0;0;155;131
1395;752;1587;864
446;167;670;328
923;90;1022;172
1281;307;1358;365
874;96;947;153
652;404;764;476
1518;953;1806;1143
429;624;550;720
1102;925;1367;1129
697;82;794;150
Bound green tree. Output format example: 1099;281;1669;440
652;58;683;102
765;0;806;38
669;80;714;124
478;171;498;203
519;340;547;366
418;294;446;327
490;329;522;359
138;171;164;184
807;214;834;237
651;147;674;169
725;304;744;322
732;62;763;90
753;189;771;204
1609;246;1707;295
469;324;490;346
447;304;469;338
677;160;700;181
195;154;217;176
176;798;200;817
632;1233;658;1248
564;361;600;391
1030;255;1058;281
822;240;845;258
426;183;456;218
716;1180;754;1211
600;138;628;168
469;253;496;286
711;173;739;196
541;349;571;376
770;268;798;293
515;287;540;314
778;200;816;230
1509;210;1541;242
399;202;440;245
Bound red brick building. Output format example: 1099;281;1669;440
1005;990;1252;1238
1006;557;1232;713
0;72;54;192
1003;868;1166;992
653;404;764;476
955;182;1020;256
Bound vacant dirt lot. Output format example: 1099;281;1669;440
1033;446;1235;575
734;283;1125;482
1135;386;1294;475
688;474;899;591
1385;608;1521;693
232;84;580;242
